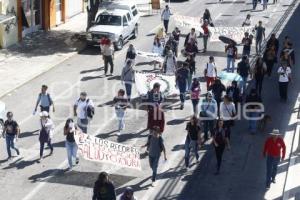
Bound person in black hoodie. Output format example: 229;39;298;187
92;172;116;200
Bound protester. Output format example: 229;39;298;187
184;38;198;58
253;57;267;96
165;35;178;57
200;92;217;141
185;55;196;90
152;37;164;70
120;187;137;200
263;45;277;77
213;119;230;175
208;78;226;115
202;9;214;26
184;28;197;47
253;0;258;10
255;21;266;54
142;126;167;186
263;129;286;189
176;63;190;110
266;34;279;55
220;95;236;138
147;104;165;134
73;92;95;133
245;89;262;134
3;112;20;159
242;14;251;27
226;81;241;111
34;85;55;114
125;44;136;65
262;0;268;10
277;63;292;102
121;60;135;101
225;41;238;72
113;89;128;135
92;172;116;200
184;116;201;168
201;20;210;52
161;5;172;33
64;118;79;170
172;27;181;57
190;78;201;115
102;39;114;76
237;55;251;95
204;56;217;90
163;50;177;75
155;27;165;42
39;111;54;162
241;32;253;57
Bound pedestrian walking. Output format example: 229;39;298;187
237;55;251;95
147;104;165;134
277;63;292;102
263;129;286;189
142;126;167;186
202;9;214;26
176;63;190;110
102;39;114;76
161;5;172;33
253;56;267;96
266;34;279;55
201;20;210;52
185;55;196;91
190;78;201;115
226;81;242;111
220;95;236;137
39;111;54;162
183;38;198;58
152;37;164;70
184;116;202;168
120;187;137;200
225;41;238;72
165;35;178;57
281;42;295;67
255;21;266;54
241;32;253;57
200;92;217;141
64;118;79;171
34;85;55;114
242;14;251;27
172;27;181;57
213;119;230;175
73;92;95;133
204;56;217;90
92;172;116;200
280;49;293;68
121;60;135;101
263;45;277;76
253;0;258;10
208;78;226;115
125;44;136;65
163;50;177;75
113;89;128;135
184;28;197;47
245;89;262;134
3;112;20;160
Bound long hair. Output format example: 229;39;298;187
64;118;74;131
97;172;111;185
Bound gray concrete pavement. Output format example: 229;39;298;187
0;0;299;199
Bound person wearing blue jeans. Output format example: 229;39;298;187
248;112;260;134
64;118;79;170
266;156;280;186
143;126;167;186
225;42;237;72
237;56;250;95
3;112;20;159
121;60;134;101
113;89;128;135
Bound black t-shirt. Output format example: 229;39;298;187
66;131;75;143
213;128;229;145
4;120;18;135
186;122;201;141
237;61;250;77
242;37;252;51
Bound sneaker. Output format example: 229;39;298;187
152;181;156;187
76;158;79;165
16;149;20;156
271;179;276;183
180;104;184;110
49;149;53;156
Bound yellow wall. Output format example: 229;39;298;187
0;0;18;48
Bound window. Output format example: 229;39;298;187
132;9;138;17
127;13;131;21
96;15;122;26
123;16;128;26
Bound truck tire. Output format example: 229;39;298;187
132;25;138;39
114;37;123;50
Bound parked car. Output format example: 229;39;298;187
0;101;6;134
86;9;139;50
107;0;140;25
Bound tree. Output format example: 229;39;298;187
86;0;102;31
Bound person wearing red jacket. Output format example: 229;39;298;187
263;129;286;189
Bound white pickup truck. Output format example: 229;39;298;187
86;3;140;50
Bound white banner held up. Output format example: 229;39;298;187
209;26;255;42
135;72;179;96
136;50;164;63
75;132;141;170
173;14;202;32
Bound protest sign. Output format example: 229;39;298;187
75;132;141;170
173;14;202;32
209;26;255;42
135;72;179;96
136;50;164;63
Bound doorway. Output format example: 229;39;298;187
21;0;42;36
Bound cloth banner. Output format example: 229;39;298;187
209;26;255;42
75;132;141;170
135;72;179;96
173;14;202;32
136;50;164;63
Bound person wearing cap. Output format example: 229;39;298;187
245;88;262;134
225;41;238;72
241;32;252;57
64;118;79;170
237;55;251;95
3;112;20;160
163;50;177;75
263;129;286;189
176;62;190;110
121;60;135;101
255;21;265;54
34;85;55;114
204;56;217;90
74;92;94;133
142;126;167;186
120;187;137;200
201;20;210;52
39;111;54;162
161;5;172;34
200;92;217;141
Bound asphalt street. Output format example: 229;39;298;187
0;0;299;199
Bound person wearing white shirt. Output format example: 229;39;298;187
74;92;94;133
161;5;172;33
277;64;291;101
204;56;217;90
220;95;236;139
39;111;54;162
164;50;177;75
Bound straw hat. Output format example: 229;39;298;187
270;129;281;136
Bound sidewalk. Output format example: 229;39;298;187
0;12;87;98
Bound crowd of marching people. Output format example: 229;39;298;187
0;3;295;199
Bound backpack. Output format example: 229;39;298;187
40;93;53;106
147;135;164;153
39;122;49;143
86;99;95;119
